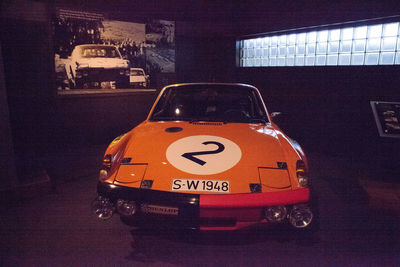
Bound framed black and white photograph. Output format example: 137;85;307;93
54;9;175;93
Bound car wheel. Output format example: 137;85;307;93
67;79;75;89
75;80;83;89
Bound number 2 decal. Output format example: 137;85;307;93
181;141;225;166
166;135;241;175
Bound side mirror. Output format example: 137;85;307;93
270;112;282;119
270;112;286;126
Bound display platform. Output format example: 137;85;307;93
57;88;156;97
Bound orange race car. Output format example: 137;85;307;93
92;83;314;230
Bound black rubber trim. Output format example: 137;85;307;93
97;182;200;229
97;182;199;205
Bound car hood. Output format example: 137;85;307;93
130;76;146;82
114;121;292;193
76;58;128;69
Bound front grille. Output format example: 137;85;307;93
84;68;128;82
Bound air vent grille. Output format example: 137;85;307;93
190;122;223;126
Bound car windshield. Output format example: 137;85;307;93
131;70;144;75
78;46;121;58
149;84;269;123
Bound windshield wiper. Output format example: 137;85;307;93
249;118;269;124
190;119;228;124
150;117;177;121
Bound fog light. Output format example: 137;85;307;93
264;205;287;222
91;196;115;220
116;199;137;216
289;204;313;228
119;70;125;75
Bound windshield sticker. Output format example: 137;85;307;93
166;135;242;175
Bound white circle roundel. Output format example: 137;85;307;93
166;135;242;175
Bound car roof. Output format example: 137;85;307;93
162;83;258;90
74;44;117;49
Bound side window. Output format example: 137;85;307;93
151;89;173;119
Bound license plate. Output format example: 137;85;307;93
171;179;230;193
140;204;178;216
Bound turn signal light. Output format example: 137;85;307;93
99;169;108;181
99;154;113;181
296;160;309;187
102;154;112;171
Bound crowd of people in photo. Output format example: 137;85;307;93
54;18;103;58
54;18;147;68
101;38;148;70
54;16;175;90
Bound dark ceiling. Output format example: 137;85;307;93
52;0;400;37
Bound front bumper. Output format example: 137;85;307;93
97;182;311;230
98;182;199;229
75;68;129;85
129;81;147;88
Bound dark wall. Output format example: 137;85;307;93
54;92;157;145
234;67;400;153
0;2;191;148
187;1;400;177
1;1;400;183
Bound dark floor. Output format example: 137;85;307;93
1;143;399;266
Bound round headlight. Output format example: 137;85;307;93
117;199;138;216
264;205;287;222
